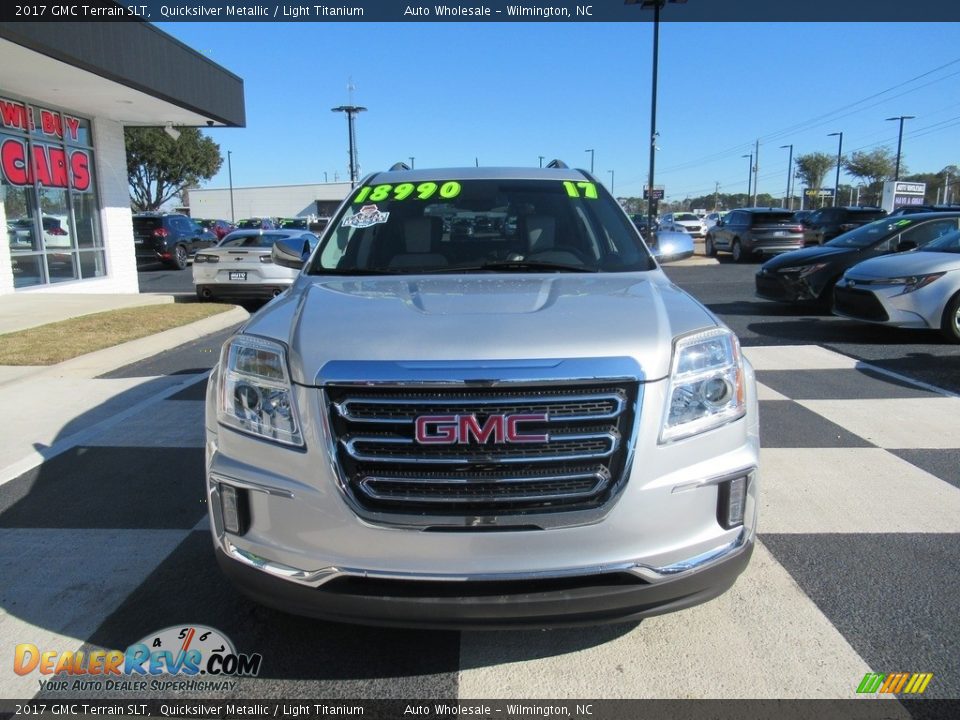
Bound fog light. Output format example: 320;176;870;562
718;475;748;529
220;484;249;535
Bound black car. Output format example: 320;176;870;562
756;212;960;307
800;206;887;246
132;213;217;269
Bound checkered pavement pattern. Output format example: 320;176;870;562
0;345;957;700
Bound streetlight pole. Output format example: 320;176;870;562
779;144;793;210
585;149;594;174
538;155;544;168
742;153;753;207
409;156;415;169
885;115;914;181
626;0;687;237
331;104;367;187
828;132;843;207
608;169;615;195
227;150;235;224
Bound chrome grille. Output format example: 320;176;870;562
325;383;639;525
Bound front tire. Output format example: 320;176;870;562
941;292;960;343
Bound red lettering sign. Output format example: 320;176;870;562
0;137;92;191
0;100;29;132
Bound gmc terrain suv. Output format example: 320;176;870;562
205;165;760;628
705;208;805;262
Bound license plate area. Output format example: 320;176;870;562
229;271;247;281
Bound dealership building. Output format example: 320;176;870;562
0;21;245;295
188;182;352;223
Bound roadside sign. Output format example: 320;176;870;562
644;187;665;200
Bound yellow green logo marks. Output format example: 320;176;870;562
562;181;598;199
857;672;933;695
353;181;462;204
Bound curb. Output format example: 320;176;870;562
0;305;249;385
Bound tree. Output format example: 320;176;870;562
125;127;222;211
795;152;836;208
844;148;897;206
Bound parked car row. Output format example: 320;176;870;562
754;211;960;342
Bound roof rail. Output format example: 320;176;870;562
545;159;568;169
389;162;411;171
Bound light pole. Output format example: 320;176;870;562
538;155;544;168
409;156;415;169
828;132;843;206
742;153;753;207
779;144;793;210
885;115;914;181
608;169;615;195
227;150;235;223
585;149;594;174
626;0;688;241
331;104;367;187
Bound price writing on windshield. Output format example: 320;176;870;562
563;181;598;199
353;181;462;203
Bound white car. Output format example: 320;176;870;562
193;229;318;301
833;228;960;342
704;211;728;230
661;212;707;238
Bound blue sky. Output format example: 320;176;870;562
158;21;960;204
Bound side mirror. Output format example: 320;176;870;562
272;238;311;268
715;219;724;227
897;239;917;252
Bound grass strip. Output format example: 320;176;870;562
0;303;236;365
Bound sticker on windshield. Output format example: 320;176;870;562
562;181;598;199
353;181;462;204
341;204;390;228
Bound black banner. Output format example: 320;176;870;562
1;699;960;720
3;0;960;23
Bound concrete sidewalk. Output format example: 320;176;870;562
0;294;248;484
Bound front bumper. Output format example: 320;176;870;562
833;283;939;329
204;363;760;628
755;270;820;303
214;533;753;629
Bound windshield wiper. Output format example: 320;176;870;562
450;260;599;273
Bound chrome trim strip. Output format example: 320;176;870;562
210;471;296;499
222;528;750;589
316;357;646;387
334;392;626;424
357;471;607;504
341;431;619;464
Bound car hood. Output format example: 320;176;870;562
845;251;960;279
673;220;703;228
762;245;856;270
242;273;719;385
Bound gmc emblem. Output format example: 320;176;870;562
414;413;549;445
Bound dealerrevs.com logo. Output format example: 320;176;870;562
15;625;263;693
856;672;934;695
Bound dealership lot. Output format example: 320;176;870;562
0;261;957;700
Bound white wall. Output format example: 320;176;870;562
190;183;352;221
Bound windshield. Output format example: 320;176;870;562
673;213;699;222
921;228;960;254
309;177;656;274
825;217;912;248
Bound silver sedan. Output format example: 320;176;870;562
193;229;318;301
833;228;960;342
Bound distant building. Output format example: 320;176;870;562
188;183;353;222
0;21;244;295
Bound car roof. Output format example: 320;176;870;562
364;166;594;184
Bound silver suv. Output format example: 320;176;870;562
205;165;759;628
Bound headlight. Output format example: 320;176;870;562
889;272;945;294
217;335;303;446
778;263;827;276
660;328;746;443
